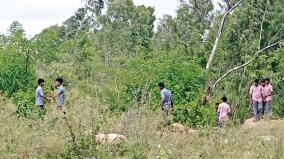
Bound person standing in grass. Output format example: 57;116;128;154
158;82;173;126
35;78;49;110
218;96;231;128
49;78;65;112
249;79;264;121
263;78;274;117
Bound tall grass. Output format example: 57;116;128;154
0;91;283;159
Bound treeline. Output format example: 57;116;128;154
0;0;283;126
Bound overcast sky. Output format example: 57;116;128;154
0;0;180;36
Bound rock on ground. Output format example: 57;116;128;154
172;123;186;133
243;117;284;129
171;123;197;134
95;133;127;144
243;118;258;128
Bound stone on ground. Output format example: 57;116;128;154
243;117;283;129
95;133;127;144
172;123;186;133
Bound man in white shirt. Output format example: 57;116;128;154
35;79;48;110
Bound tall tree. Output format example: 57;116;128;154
7;21;25;37
154;15;178;51
98;0;155;66
154;0;214;61
0;24;35;95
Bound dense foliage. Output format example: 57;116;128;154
0;0;283;124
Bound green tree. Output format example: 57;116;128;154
0;22;35;96
154;0;214;63
154;15;178;51
97;0;155;66
33;26;61;63
7;21;25;36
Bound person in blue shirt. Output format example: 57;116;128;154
158;82;173;126
49;78;65;112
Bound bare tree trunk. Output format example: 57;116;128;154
258;1;268;51
205;1;241;70
25;48;30;89
202;1;242;105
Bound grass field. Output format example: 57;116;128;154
0;92;283;159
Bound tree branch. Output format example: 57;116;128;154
267;26;283;46
258;2;268;51
260;39;283;52
212;60;252;88
202;40;214;46
205;0;242;70
212;40;284;89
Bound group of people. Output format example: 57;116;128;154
35;78;65;111
249;78;274;121
158;82;231;128
35;77;273;126
215;78;274;128
158;78;274;128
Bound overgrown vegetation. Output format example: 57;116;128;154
0;0;283;158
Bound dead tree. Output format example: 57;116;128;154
205;0;242;70
203;0;241;105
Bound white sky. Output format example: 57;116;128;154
0;0;180;36
0;0;222;37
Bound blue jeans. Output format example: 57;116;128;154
253;101;263;119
